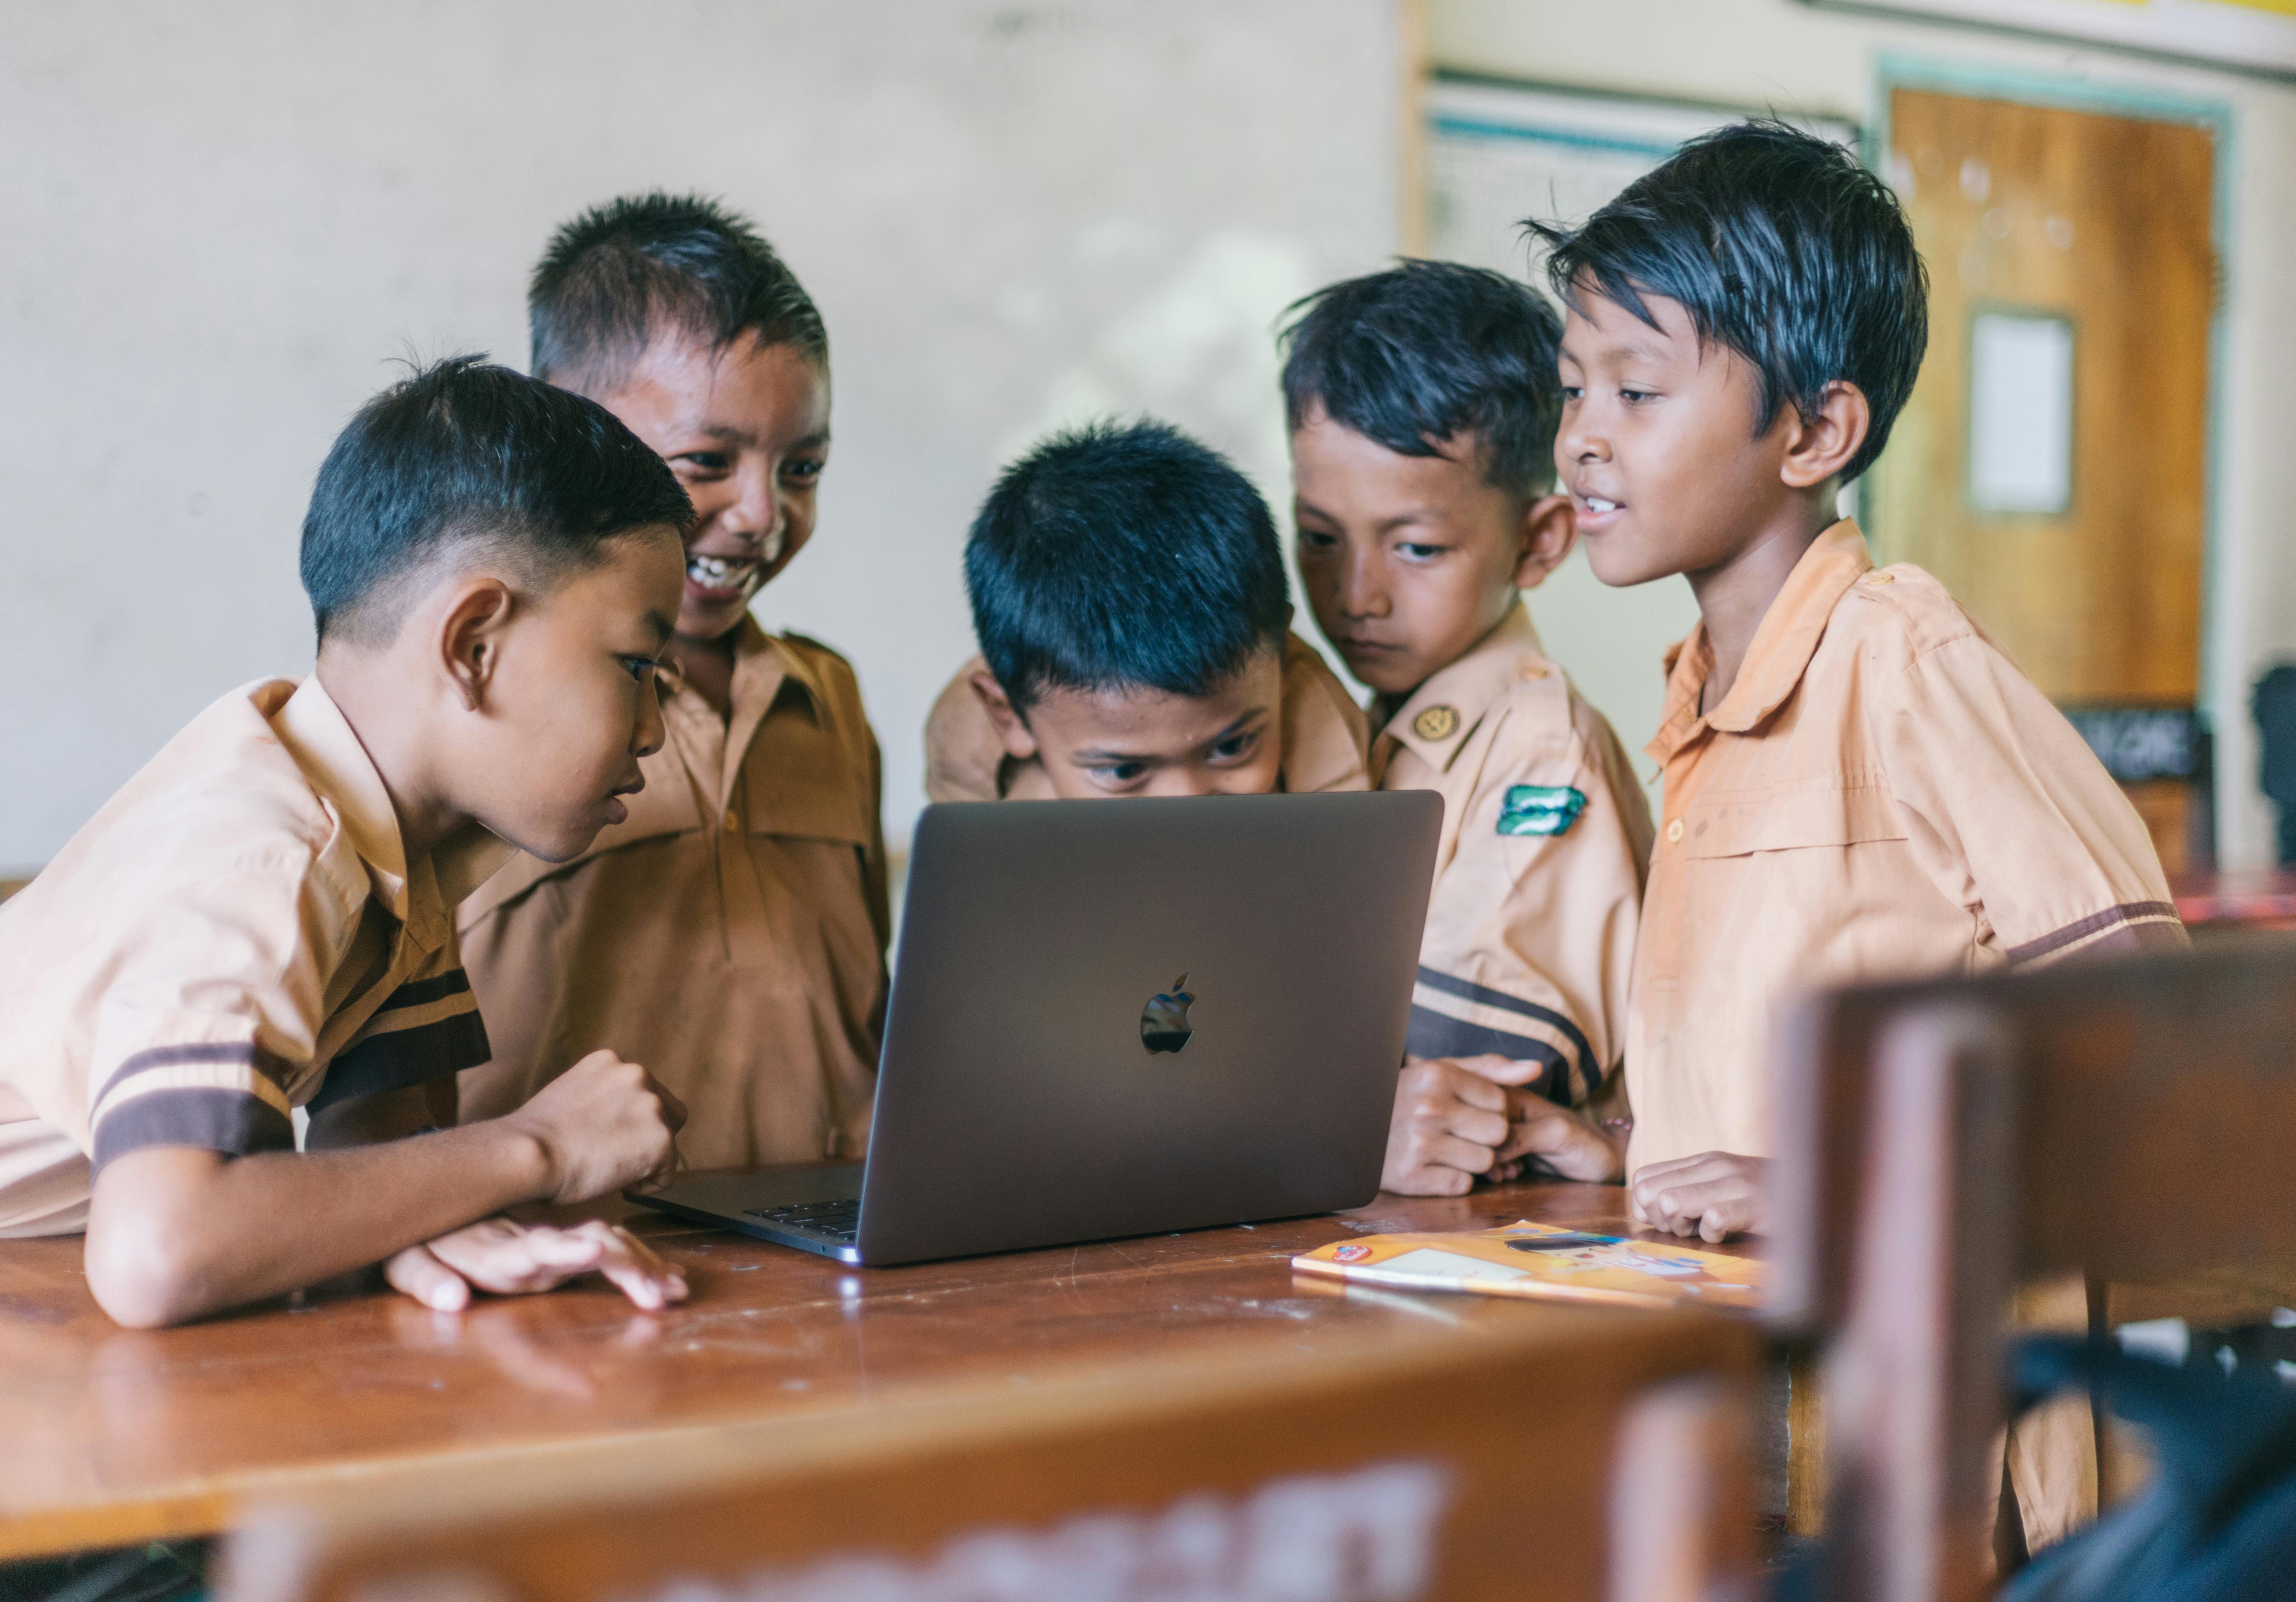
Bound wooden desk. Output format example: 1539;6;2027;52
0;1180;1756;1562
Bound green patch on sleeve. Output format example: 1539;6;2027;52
1497;784;1587;837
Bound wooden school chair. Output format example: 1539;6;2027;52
220;1305;1759;1602
1767;933;2296;1602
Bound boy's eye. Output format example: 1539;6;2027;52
1208;731;1260;764
1296;528;1339;551
1620;388;1658;405
782;457;824;483
1396;541;1446;562
1559;385;1584;402
673;452;731;474
1087;761;1147;787
621;657;659;683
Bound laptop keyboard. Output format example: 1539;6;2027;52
743;1198;861;1244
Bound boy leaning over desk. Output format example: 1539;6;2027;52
0;359;692;1326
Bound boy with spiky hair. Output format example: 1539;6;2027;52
0;357;692;1326
924;419;1370;803
1528;122;2179;1240
458;195;889;1173
1535;124;2180;1548
1280;261;1651;1198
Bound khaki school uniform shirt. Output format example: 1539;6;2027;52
923;632;1372;802
0;678;509;1237
1371;601;1651;1107
458;620;888;1170
1628;520;2184;1173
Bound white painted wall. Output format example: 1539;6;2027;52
1432;0;2296;869
0;0;1399;870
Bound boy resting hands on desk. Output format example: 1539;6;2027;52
0;360;693;1325
1525;123;2182;1244
1280;262;1651;1196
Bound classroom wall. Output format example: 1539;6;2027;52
0;0;1401;871
1432;0;2296;871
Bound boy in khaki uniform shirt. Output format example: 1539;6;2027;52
0;360;690;1324
1532;122;2181;1552
924;420;1370;805
1280;263;1650;1196
457;197;888;1170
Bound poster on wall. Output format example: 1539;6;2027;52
1803;0;2296;79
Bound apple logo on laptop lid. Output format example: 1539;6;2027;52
1140;974;1194;1054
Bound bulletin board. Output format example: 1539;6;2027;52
1803;0;2296;80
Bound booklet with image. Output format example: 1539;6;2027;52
1291;1219;1761;1311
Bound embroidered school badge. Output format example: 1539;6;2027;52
1497;784;1587;837
1411;705;1460;742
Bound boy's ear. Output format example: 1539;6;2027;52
968;669;1039;760
436;577;518;712
1779;380;1873;493
1510;493;1579;591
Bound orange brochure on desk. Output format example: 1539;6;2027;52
1292;1220;1761;1312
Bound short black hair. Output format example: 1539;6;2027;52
529;192;827;390
1526;119;1928;483
301;355;693;647
1278;259;1564;495
965;420;1289;715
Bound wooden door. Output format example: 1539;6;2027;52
1869;91;2215;869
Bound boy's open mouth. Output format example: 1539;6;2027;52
686;553;761;595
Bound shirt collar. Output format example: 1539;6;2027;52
1276;632;1373;793
1376;600;1548;776
1645;519;1874;763
269;676;511;949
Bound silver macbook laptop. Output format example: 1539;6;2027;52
628;790;1439;1266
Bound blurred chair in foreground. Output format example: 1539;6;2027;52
1768;936;2296;1602
220;1305;1759;1602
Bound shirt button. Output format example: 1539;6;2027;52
723;809;740;832
1665;818;1684;844
1518;662;1549;680
1866;571;1895;585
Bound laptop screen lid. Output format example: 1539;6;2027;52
853;789;1439;1265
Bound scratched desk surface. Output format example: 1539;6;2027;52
0;1179;1756;1558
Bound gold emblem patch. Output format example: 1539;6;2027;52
1412;705;1460;742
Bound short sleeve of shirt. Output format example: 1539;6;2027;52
1408;695;1651;1105
1872;614;2182;964
86;850;350;1172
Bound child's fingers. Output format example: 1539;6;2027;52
590;1226;689;1310
1448;1053;1560;1089
385;1243;472;1312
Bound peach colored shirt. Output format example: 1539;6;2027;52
923;632;1371;803
1627;521;2183;1172
458;621;888;1170
0;678;508;1236
1371;601;1651;1106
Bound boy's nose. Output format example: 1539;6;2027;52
1336;548;1388;619
719;472;786;549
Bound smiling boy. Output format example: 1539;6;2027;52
1525;123;2181;1244
924;420;1369;803
458;196;888;1172
0;358;691;1325
1280;262;1649;1197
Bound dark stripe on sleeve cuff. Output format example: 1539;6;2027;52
306;1009;492;1112
373;969;474;1012
2006;901;2183;965
1405;1006;1571;1105
91;1088;293;1172
91;1040;295;1114
1413;966;1596;1080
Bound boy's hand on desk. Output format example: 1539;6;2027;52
385;1217;690;1312
1630;1152;1768;1242
503;1049;686;1204
1382;1055;1621;1193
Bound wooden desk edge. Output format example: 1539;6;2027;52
217;1303;1755;1597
